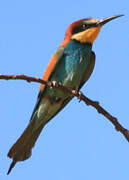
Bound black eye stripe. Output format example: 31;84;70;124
72;22;98;35
72;24;89;34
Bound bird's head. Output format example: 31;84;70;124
61;15;123;47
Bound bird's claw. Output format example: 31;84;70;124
77;91;83;102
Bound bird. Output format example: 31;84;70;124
7;14;123;174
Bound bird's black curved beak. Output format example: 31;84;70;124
97;14;124;26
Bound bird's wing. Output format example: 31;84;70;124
39;46;65;95
7;46;66;174
38;51;96;122
30;50;95;122
30;46;65;121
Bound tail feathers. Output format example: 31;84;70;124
7;120;45;174
7;160;17;175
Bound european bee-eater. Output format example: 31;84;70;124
7;15;123;174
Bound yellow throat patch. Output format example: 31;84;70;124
71;26;101;44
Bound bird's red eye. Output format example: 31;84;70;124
72;24;89;34
82;24;88;29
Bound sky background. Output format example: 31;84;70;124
0;0;129;179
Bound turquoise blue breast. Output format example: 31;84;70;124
51;40;92;90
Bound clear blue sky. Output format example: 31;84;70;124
0;0;129;179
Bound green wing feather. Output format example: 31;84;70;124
30;46;65;121
44;51;96;122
